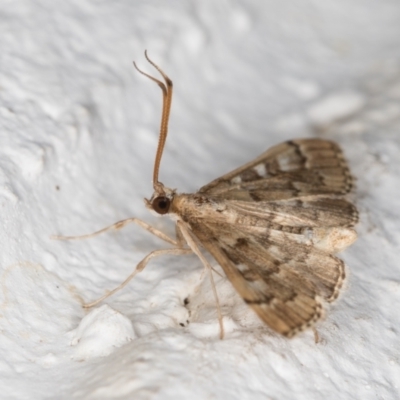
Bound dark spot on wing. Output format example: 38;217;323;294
193;195;210;205
288;140;307;167
250;192;262;201
240;168;261;182
264;159;280;175
235;238;249;248
221;248;241;264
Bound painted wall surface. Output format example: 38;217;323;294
1;1;400;399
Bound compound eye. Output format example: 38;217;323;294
152;196;171;215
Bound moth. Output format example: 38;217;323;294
56;52;358;338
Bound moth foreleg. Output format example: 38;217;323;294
313;327;320;344
52;217;179;246
84;247;192;308
175;223;186;248
176;220;225;340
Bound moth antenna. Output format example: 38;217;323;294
133;50;173;191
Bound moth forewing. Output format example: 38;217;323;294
199;139;353;196
163;144;357;338
56;53;358;339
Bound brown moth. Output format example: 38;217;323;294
55;52;358;338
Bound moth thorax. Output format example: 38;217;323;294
151;196;171;215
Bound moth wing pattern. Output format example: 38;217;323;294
189;218;347;337
178;139;358;337
199;139;354;199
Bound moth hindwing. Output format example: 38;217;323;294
56;53;358;339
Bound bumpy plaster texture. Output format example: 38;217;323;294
1;1;400;399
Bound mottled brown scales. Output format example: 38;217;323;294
57;54;358;339
167;140;356;337
241;168;262;182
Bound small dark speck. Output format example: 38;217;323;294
179;323;185;327
184;297;189;305
55;186;60;191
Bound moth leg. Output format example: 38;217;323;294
178;224;223;280
176;220;225;340
175;223;186;248
313;327;320;344
176;225;224;278
84;247;192;308
52;217;178;246
198;263;224;281
209;266;224;278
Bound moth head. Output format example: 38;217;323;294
145;184;176;215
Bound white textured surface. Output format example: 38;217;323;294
70;305;136;361
1;1;400;399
